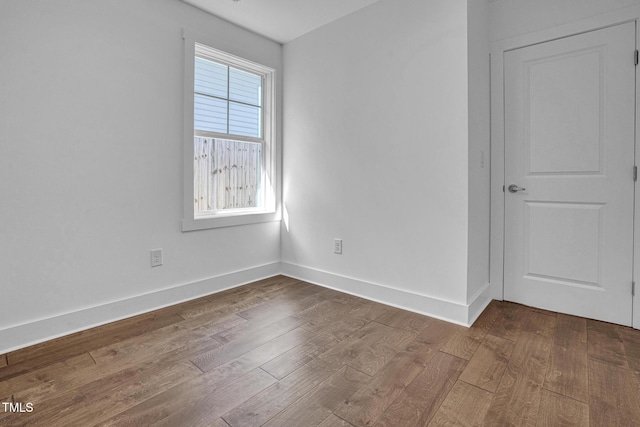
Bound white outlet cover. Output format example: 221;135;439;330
151;249;163;267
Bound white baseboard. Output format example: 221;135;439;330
0;262;281;354
467;282;493;325
281;262;491;327
1;261;495;354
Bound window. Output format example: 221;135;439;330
182;31;279;230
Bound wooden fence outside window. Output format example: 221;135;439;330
194;137;262;212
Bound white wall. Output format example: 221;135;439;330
0;0;495;353
281;0;483;323
467;0;491;304
490;0;640;41
0;0;282;353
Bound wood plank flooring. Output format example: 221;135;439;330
1;275;640;426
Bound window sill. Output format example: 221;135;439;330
182;210;281;231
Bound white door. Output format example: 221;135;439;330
504;22;636;326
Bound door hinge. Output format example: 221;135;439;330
634;166;638;182
633;281;636;297
635;49;639;66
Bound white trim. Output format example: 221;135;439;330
195;42;274;78
489;48;506;302
468;282;493;325
635;16;640;331
491;6;640;50
281;262;489;327
0;262;281;354
194;130;263;145
182;211;280;231
490;6;640;329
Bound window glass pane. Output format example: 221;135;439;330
195;57;227;98
195;94;227;133
194;137;262;212
229;68;262;106
229;102;261;138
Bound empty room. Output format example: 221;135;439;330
1;0;640;425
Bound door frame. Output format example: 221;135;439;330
489;7;640;329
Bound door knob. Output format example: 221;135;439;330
508;184;526;193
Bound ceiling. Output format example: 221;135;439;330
182;0;383;44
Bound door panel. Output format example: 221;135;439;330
504;22;635;326
524;202;602;287
528;50;602;174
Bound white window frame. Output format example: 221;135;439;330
182;30;279;231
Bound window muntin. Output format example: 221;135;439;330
194;56;263;139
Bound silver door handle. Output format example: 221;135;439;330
508;184;526;193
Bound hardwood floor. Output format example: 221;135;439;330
1;275;639;426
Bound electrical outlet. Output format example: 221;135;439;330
334;238;342;255
151;249;163;267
